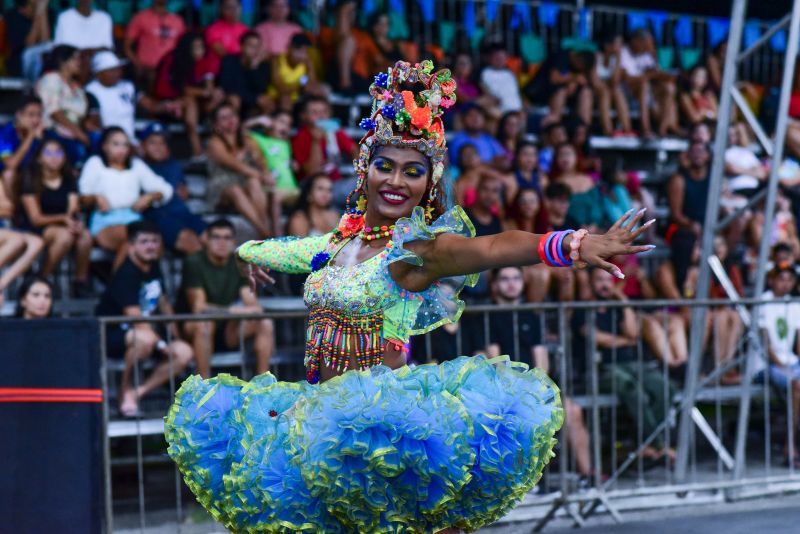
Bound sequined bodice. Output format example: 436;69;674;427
303;251;395;315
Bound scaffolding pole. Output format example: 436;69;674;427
674;0;800;484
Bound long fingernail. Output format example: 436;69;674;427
637;208;647;216
613;268;626;279
646;244;657;249
643;219;656;227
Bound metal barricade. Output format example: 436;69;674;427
99;296;800;531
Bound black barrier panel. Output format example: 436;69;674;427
0;319;102;534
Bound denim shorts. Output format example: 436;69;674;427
754;361;800;392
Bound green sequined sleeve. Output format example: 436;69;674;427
237;234;332;274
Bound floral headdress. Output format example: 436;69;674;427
344;60;457;223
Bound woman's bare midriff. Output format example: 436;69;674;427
319;343;406;382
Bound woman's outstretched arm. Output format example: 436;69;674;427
392;209;655;293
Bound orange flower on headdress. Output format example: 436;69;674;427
440;79;456;96
402;90;433;130
428;119;444;146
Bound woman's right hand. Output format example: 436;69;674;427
236;254;275;294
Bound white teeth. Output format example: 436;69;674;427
382;193;405;201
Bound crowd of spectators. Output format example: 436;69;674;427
1;0;800;468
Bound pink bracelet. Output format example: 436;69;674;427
569;229;589;269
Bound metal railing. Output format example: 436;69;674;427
99;296;800;531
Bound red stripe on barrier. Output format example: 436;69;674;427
0;387;103;403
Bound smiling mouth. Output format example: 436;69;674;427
379;190;408;205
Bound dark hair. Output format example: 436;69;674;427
368;11;389;31
47;44;78;72
14;276;54;318
98;127;133;169
514;141;539;167
211;102;244;150
127;219;161;242
292;172;331;217
484;41;507;55
544;182;571;200
549;142;577;178
170;32;205;91
207;218;236;235
289;32;311;49
457;142;478;168
496;111;523;147
240;30;261;46
490;265;522;280
506;187;541;230
16;94;42;114
542;121;565;136
19;138;72;201
772;242;794;257
598;30;622;47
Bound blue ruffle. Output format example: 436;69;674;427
165;357;563;532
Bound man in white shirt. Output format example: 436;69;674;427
85;52;163;141
479;43;523;114
53;0;113;51
756;265;800;461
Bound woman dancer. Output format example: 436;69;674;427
166;61;653;533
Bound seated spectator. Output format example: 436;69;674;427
13;275;53;319
600;166;633;224
0;94;44;191
4;0;53;78
680;65;718;126
575;267;676;463
139;124;206;255
181;219;274;377
689;120;714;145
268;33;317;112
254;0;302;58
86;52;160;141
538;120;568;175
246;111;300;204
205;0;250;75
454;144;515;211
755;265;800;465
220;31;273;116
724;122;767;201
666;141;711;280
512;141;545;193
480;43;523;114
593;30;633;136
153;32;223;157
207;103;278;238
451;52;499;124
78;127;174;268
16;139;91;293
35;44;91;164
286;173;339;236
525;48;595;127
124;0;186;89
53;0;112;52
504;188;540;233
448;104;505;171
496;111;524;168
551;143;605;229
620;29;679;137
0;182;43;307
475;266;593;481
570;119;602;175
463;176;504;303
350;12;407;92
95;220;194;417
291;95;358;198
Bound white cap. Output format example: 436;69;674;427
92;51;128;74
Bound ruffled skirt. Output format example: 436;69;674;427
165;356;563;533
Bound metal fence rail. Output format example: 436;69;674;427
99;296;800;532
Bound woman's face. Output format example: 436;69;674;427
39;141;66;173
373;14;389;38
454;54;472;78
310;176;333;208
22;281;52;319
62;52;80;76
517;145;538;172
459;145;480;170
190;38;206;60
502;113;521;139
691;67;708;90
366;146;430;223
517;189;540;219
555;145;577;173
103;131;131;164
214;106;240;134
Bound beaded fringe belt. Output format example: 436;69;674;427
305;307;385;381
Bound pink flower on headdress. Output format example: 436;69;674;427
440;79;456;96
382;90;392;101
440;97;454;109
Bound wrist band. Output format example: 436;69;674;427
544;232;560;266
538;231;556;266
555;230;575;267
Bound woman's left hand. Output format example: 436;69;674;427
578;209;655;279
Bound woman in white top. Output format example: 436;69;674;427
593;32;633;136
79;127;173;267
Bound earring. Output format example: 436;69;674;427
424;186;436;224
345;173;367;214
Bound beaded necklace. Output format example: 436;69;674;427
360;225;395;241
